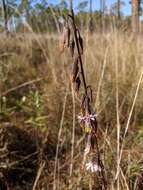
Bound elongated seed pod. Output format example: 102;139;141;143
76;29;83;54
87;86;93;102
78;36;83;54
91;119;97;134
85;95;91;113
90;134;95;151
71;57;79;82
80;94;86;115
67;27;71;47
74;76;81;92
70;38;75;57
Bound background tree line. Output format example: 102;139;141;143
0;0;142;33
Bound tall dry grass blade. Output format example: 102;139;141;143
53;91;68;190
32;162;46;190
94;47;108;109
70;85;76;177
115;69;143;181
114;31;121;190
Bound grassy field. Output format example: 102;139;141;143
0;32;143;189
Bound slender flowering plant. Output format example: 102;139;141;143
59;9;107;189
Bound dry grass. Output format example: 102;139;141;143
0;32;143;189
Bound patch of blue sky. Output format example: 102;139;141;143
47;0;131;15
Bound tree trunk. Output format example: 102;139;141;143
2;0;8;32
117;0;121;28
69;0;73;14
89;0;93;32
100;0;105;32
117;0;121;20
132;0;139;33
100;0;102;31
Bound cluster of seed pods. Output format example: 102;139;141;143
59;10;107;189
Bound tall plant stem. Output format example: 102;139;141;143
68;10;87;95
68;10;107;189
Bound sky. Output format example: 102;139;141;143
48;0;131;16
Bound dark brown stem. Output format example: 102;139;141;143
67;9;107;189
94;134;107;189
68;10;87;95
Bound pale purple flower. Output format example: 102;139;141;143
78;113;96;124
85;161;101;173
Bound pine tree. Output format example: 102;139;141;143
89;0;94;32
69;0;73;13
132;0;139;33
2;0;8;32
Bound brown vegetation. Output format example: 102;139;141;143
0;32;143;189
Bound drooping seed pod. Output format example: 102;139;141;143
90;133;95;151
90;118;98;134
87;86;93;103
80;94;86;115
78;36;83;54
70;38;75;57
85;95;91;113
74;76;81;92
71;57;79;82
76;29;83;54
67;26;71;47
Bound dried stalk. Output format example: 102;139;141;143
60;9;107;189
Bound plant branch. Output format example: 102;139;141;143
68;11;87;94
